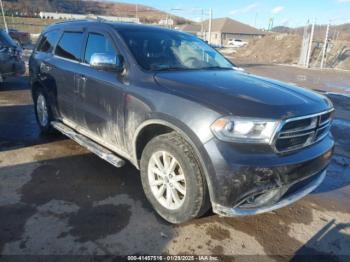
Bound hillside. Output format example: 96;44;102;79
2;0;189;24
230;34;302;65
272;23;350;41
229;33;350;70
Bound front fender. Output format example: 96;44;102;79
131;116;217;204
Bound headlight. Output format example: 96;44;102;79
211;117;280;143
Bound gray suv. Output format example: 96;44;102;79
29;20;334;223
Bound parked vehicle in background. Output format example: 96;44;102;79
0;29;25;83
29;20;334;224
210;43;224;49
8;29;32;47
227;39;248;48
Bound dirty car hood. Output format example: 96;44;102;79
154;70;332;119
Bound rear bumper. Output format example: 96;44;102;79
0;60;26;79
212;169;326;216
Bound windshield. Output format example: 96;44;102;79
119;29;233;71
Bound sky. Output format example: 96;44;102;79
111;0;350;29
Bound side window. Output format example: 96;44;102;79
55;32;84;61
37;30;59;53
84;33;117;64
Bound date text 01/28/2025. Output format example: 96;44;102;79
127;255;219;261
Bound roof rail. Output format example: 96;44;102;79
50;18;104;25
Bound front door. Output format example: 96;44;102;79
74;30;125;150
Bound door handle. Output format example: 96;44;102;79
76;74;87;82
79;75;87;99
74;74;87;96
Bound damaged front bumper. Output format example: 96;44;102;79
202;133;334;217
212;169;326;216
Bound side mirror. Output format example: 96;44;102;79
90;53;123;73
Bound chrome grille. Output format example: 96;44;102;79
274;109;333;153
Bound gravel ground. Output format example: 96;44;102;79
0;63;349;261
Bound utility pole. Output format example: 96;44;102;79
320;22;330;69
0;0;8;32
254;13;258;28
135;4;138;20
298;20;309;66
208;8;212;44
268;17;274;31
306;18;315;68
200;9;204;39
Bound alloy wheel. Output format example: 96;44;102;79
148;151;186;210
36;94;49;127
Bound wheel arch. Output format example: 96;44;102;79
31;79;60;119
31;80;44;100
132;118;216;203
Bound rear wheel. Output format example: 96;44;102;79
33;88;54;134
140;132;210;224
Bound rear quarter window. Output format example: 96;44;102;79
55;32;84;61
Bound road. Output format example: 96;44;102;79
0;65;350;260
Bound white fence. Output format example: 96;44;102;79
39;12;140;23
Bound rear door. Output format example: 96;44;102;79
51;30;85;125
74;29;125;149
29;29;61;115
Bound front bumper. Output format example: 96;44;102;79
203;134;334;216
212;169;326;216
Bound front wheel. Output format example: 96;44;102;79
140;132;210;224
33;88;54;134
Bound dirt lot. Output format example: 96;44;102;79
0;65;350;261
238;63;350;96
226;33;350;71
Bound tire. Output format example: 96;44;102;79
33;87;54;134
140;132;210;224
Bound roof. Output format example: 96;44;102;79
44;19;177;33
203;17;265;35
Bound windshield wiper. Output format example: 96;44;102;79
154;66;233;72
154;67;188;72
199;66;233;70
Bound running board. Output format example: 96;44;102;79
51;121;126;168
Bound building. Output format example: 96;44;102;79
39;12;140;23
180;17;266;46
159;18;174;26
177;24;201;35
